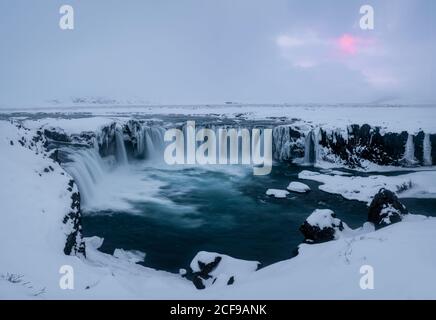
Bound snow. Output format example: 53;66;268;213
306;209;340;229
299;170;436;204
23;117;116;135
205;215;436;299
0;120;196;299
287;181;311;193
1;119;436;299
266;189;289;198
2;104;436;134
190;252;260;288
113;249;146;264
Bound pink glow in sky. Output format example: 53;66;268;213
338;34;357;55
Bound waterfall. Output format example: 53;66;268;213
303;131;315;165
142;126;166;161
403;133;416;165
272;126;291;161
313;130;321;163
423;133;432;166
63;148;107;205
131;125;166;161
115;128;128;165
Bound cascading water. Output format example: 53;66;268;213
63;148;107;205
142;126;166;161
423;133;432;166
303;131;315;165
272;126;291;161
115;128;128;165
403;133;416;165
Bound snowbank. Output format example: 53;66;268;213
2;104;436;134
266;189;289;198
23;117;116;135
287;181;311;193
299;170;436;204
190;252;260;289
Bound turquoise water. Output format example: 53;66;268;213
82;163;374;273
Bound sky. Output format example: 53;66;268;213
1;0;436;107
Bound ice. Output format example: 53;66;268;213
287;181;311;193
299;169;436;204
113;249;146;264
423;133;433;166
266;189;289;198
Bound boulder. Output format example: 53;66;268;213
287;181;311;193
300;209;345;243
368;188;408;228
189;251;260;289
266;189;289;198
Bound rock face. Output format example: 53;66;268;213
188;251;260;290
63;180;86;256
300;209;345;243
368;188;408;229
272;123;436;167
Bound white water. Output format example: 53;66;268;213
142;126;166;161
63;148;107;204
304;130;320;165
423;133;432;166
115;128;128;165
403;134;416;165
272;126;292;161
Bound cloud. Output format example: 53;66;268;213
276;30;400;90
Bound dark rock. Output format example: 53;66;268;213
368;188;408;228
414;131;425;165
44;128;71;143
299;209;345;243
9;140;13;146
316;124;410;167
188;252;259;290
63;180;86;256
191;256;222;289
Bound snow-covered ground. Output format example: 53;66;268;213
299;170;436;204
1;117;436;299
2;104;436;134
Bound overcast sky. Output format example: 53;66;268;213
1;0;436;107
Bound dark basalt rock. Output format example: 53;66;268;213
44;129;71;143
299;210;344;243
63;180;86;257
431;134;436;165
191;256;222;290
318;125;410;168
98;123;117;157
368;188;408;229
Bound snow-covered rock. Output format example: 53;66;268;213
265;189;289;198
189;251;260;290
287;181;311;193
368;188;408;228
299;170;436;204
299;209;346;243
